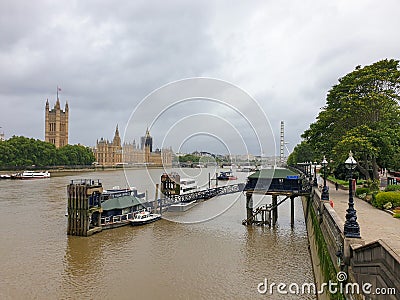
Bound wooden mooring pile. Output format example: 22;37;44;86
67;179;103;236
242;195;294;226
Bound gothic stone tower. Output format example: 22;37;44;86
140;128;153;152
94;125;122;166
45;98;69;148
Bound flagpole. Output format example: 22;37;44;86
57;86;59;100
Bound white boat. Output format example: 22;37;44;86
12;171;50;179
102;186;146;199
168;200;197;212
0;174;11;179
180;178;197;194
129;210;161;226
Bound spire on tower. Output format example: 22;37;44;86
115;124;120;138
113;124;121;146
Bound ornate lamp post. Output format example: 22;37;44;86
321;156;329;200
343;151;361;238
313;161;318;187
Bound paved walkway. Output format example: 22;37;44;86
325;180;400;255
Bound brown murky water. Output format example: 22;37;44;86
0;168;315;299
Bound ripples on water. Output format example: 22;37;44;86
0;169;315;299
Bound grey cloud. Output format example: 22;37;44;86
1;0;400;155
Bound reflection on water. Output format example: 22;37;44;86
0;168;315;299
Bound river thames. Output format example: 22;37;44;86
0;168;315;299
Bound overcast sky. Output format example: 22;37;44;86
1;0;399;156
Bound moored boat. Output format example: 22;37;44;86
99;187;147;229
180;178;197;194
168;200;197;212
0;174;12;179
129;210;161;226
12;171;50;179
217;171;237;181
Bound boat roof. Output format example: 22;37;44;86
103;188;131;195
180;178;196;182
247;168;299;179
101;195;146;211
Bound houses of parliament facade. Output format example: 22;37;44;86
93;126;173;167
44;99;172;167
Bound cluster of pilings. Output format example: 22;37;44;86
67;179;103;236
243;192;297;227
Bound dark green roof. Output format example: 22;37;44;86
248;168;299;179
101;195;146;211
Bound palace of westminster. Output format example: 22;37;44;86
44;98;172;167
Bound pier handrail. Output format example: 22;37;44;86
101;211;137;225
70;179;102;186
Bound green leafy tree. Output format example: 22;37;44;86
287;141;315;165
1;136;57;167
178;154;200;163
57;144;95;165
301;59;400;180
0;136;94;168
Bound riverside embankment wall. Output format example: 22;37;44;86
302;188;400;300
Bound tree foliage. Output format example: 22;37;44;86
178;154;200;163
296;59;400;179
287;141;315;165
0;136;95;168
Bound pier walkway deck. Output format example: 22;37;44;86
325;180;400;255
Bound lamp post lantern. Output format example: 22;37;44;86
321;156;329;200
343;151;361;238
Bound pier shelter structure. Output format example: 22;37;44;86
243;168;310;226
